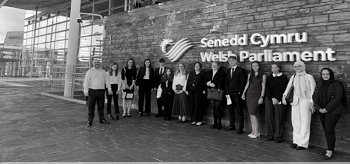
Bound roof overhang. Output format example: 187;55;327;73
4;0;71;11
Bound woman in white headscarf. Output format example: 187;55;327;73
282;61;316;150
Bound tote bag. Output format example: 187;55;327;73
285;75;295;103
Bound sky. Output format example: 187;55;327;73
0;6;26;43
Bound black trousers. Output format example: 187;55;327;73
319;112;341;151
88;89;106;122
227;92;244;130
162;93;174;119
138;79;152;114
157;97;163;115
106;84;119;115
210;100;222;125
265;98;286;140
189;86;205;122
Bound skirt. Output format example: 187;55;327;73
172;92;189;116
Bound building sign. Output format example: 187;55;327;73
160;32;336;62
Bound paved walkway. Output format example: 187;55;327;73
0;78;350;162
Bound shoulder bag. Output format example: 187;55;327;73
285;75;295;103
207;83;223;101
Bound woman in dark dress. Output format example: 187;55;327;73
312;68;348;160
136;59;155;117
186;62;206;126
121;58;137;117
205;61;226;130
161;68;175;121
264;62;288;143
242;61;266;138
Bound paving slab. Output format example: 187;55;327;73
0;78;349;162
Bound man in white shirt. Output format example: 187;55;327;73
84;59;112;126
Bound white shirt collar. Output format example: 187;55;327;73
273;72;282;77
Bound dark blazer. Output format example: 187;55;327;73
205;69;226;90
136;67;155;86
186;70;206;91
225;66;246;95
312;81;346;114
161;79;174;97
155;67;167;88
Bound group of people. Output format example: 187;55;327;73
83;56;347;160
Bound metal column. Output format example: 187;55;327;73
63;0;81;98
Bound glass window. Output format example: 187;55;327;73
81;25;92;37
46;34;52;42
80;36;91;47
39;28;46;36
47;18;53;25
57;16;67;23
37;43;45;49
27;38;33;45
47;26;52;34
38;36;46;43
46;42;51;49
56;22;67;32
79;47;91;58
40;20;47;27
55;40;65;49
27;31;33;38
56;31;65;40
65;40;69;48
23;40;27;46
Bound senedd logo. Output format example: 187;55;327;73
160;38;193;62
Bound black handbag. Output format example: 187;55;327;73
207;83;223;101
285;75;295;103
175;84;183;91
122;90;134;100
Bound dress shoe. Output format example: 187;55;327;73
115;115;119;120
265;136;274;141
275;138;283;143
210;124;217;129
100;120;110;124
177;119;182;123
145;113;150;116
249;133;260;138
319;150;335;155
323;152;334;160
216;124;222;130
290;143;297;148
139;112;143;117
108;114;115;120
237;129;243;134
87;121;92;126
122;113;126;118
195;122;203;126
127;113;131;117
296;146;306;150
223;126;235;131
191;121;196;125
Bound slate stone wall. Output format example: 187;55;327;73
103;0;350;152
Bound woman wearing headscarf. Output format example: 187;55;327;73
312;68;348;160
282;61;316;150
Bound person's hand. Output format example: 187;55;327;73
282;97;287;105
210;83;215;87
310;105;315;113
185;91;189;95
203;90;206;94
108;90;113;95
125;85;130;89
319;108;327;113
154;88;157;90
226;95;230;98
258;98;263;105
241;95;245;100
151;88;153;92
178;90;184;94
84;92;88;96
206;81;211;86
272;98;279;105
117;90;121;95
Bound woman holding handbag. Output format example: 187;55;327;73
161;68;175;121
312;68;347;160
205;61;226;130
106;62;123;120
172;63;189;123
264;62;288;143
242;61;266;139
282;61;316;150
136;59;155;117
121;58;137;118
186;62;206;126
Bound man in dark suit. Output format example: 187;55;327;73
154;58;167;117
224;56;247;134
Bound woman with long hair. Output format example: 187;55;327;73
172;63;189;123
106;62;123;120
186;62;206;126
313;68;347;159
136;59;155;117
282;61;316;150
242;61;266;138
161;68;175;120
264;62;288;142
121;58;137;117
205;61;226;129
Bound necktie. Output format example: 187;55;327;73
231;68;234;79
160;68;163;75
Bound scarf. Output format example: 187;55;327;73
294;61;308;98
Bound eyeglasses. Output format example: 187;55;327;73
293;65;302;68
